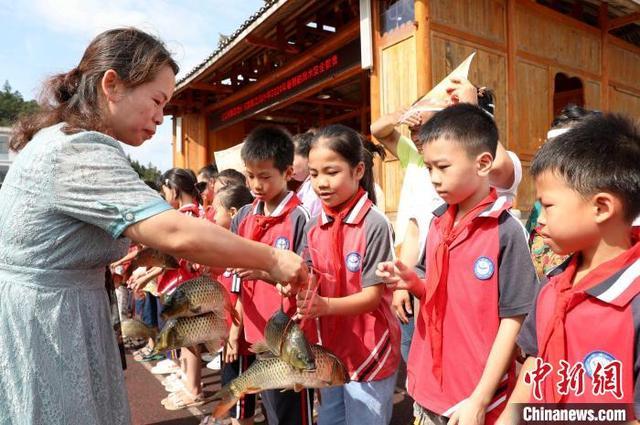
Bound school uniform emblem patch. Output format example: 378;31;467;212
473;256;495;280
345;252;362;272
584;351;616;378
274;237;290;250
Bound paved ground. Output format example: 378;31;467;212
124;352;414;425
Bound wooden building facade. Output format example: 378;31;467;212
167;0;640;216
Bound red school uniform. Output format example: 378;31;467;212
517;241;640;415
217;268;251;355
304;190;400;381
407;192;538;422
157;203;201;294
231;191;316;345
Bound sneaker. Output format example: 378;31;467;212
206;355;222;371
200;352;215;363
151;359;180;375
164;378;186;393
161;371;183;387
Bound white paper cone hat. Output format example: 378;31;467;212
400;52;476;122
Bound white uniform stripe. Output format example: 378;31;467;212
296;205;310;221
479;196;508;217
442;398;467;417
271;191;295;217
442;373;508;417
350;329;389;380
321;210;329;225
597;258;640;303
372;206;397;261
345;193;369;224
367;344;392;381
508;210;530;240
486;394;507;412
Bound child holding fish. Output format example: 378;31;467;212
229;126;316;425
212;184;259;425
295;125;400;425
127;167;208;410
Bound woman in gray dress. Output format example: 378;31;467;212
0;28;307;425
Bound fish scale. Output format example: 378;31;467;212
153;312;228;353
130;247;180;270
211;345;349;418
254;308;315;370
162;275;235;321
227;345;347;397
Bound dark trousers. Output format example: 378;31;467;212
261;387;314;425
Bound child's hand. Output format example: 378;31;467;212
276;282;293;297
390;107;409;125
128;275;149;297
400;111;423;129
447;398;486;425
392;290;413;324
224;337;238;363
376;260;421;292
295;289;329;320
234;268;264;280
376;261;401;286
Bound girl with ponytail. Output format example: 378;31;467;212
294;124;400;425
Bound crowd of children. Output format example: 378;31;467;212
112;76;640;425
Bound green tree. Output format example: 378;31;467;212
0;81;39;126
127;155;162;184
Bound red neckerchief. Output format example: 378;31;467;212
423;188;499;385
540;240;640;402
320;187;367;296
247;192;300;243
179;203;201;218
204;205;216;223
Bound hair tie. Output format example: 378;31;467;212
547;128;570;139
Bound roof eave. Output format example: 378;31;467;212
174;0;291;96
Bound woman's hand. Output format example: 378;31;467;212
268;250;308;295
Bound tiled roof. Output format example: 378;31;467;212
177;0;280;85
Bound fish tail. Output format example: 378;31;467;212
210;386;239;419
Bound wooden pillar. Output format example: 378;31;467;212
369;0;381;122
598;2;609;110
361;71;369;135
204;113;211;165
506;0;517;150
415;0;431;96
